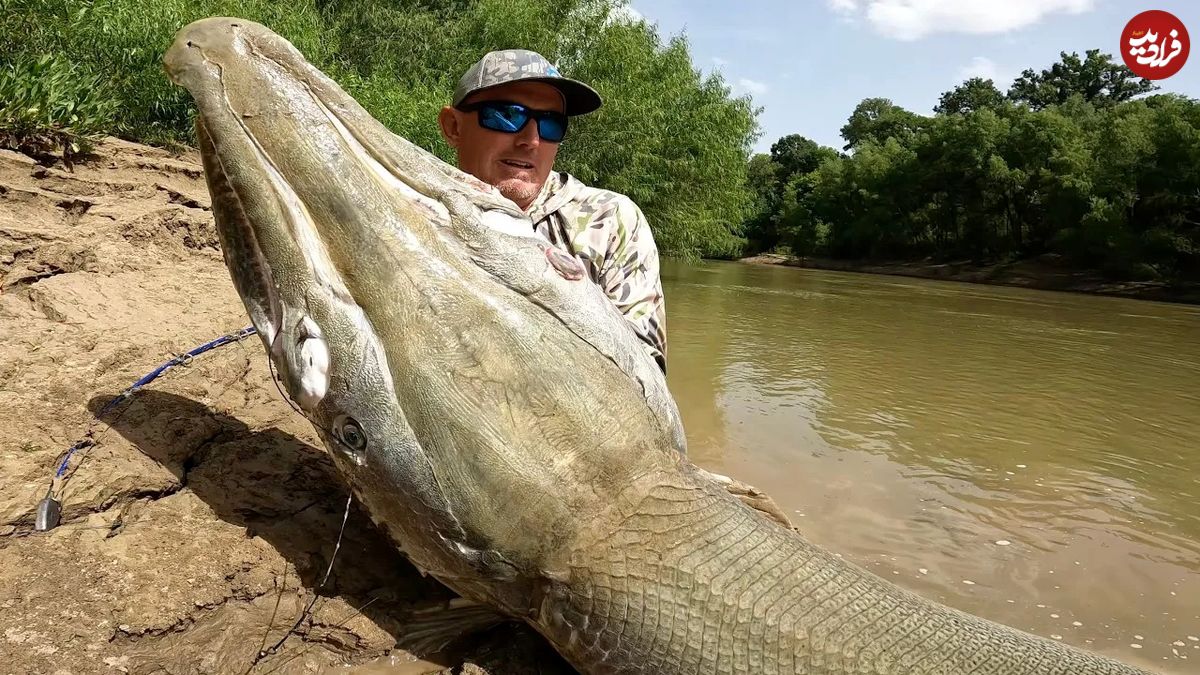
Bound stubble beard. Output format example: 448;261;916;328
496;178;540;209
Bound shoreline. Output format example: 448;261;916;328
736;253;1200;305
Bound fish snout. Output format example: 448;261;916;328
163;17;292;89
164;18;236;84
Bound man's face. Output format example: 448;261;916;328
438;81;565;210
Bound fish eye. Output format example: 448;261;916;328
335;415;368;451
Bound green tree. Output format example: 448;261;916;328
2;0;761;260
1088;96;1200;277
737;135;841;254
739;46;1198;285
812;136;922;258
840;97;927;151
935;77;1007;115
742;153;782;252
999;104;1093;254
769;135;841;254
770;134;839;177
1007;49;1156;110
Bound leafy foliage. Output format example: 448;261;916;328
839;97;927;151
935;77;1006;116
1;0;759;259
1008;49;1157;110
743;51;1198;282
0;53;118;162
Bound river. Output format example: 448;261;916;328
661;259;1200;672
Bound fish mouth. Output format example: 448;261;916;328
163;18;417;410
193;116;282;344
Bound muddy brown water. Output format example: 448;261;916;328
662;259;1200;671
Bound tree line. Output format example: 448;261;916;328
745;50;1199;282
2;1;1197;280
1;0;756;258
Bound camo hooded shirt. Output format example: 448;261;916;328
525;171;667;372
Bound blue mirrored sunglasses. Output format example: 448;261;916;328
456;100;569;143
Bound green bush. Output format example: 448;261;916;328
0;53;118;161
0;0;760;259
0;0;335;148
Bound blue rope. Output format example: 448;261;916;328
52;325;258;480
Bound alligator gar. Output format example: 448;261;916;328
163;17;1151;674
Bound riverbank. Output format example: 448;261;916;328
0;139;565;674
738;252;1200;305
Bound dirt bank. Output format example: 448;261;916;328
0;139;569;674
739;252;1200;304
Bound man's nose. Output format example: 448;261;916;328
515;120;540;148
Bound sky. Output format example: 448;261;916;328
624;0;1200;153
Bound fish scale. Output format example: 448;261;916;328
546;471;1144;674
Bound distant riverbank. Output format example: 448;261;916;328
737;253;1200;305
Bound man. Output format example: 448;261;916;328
435;51;797;528
437;49;667;373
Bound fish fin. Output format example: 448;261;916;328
396;598;510;655
698;468;795;529
439;535;524;582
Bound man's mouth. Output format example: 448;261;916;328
501;159;534;170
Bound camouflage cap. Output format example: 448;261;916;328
453;49;602;116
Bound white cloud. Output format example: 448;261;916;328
959;56;998;80
712;56;729;67
956;56;1018;86
737;78;769;95
829;0;1095;41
